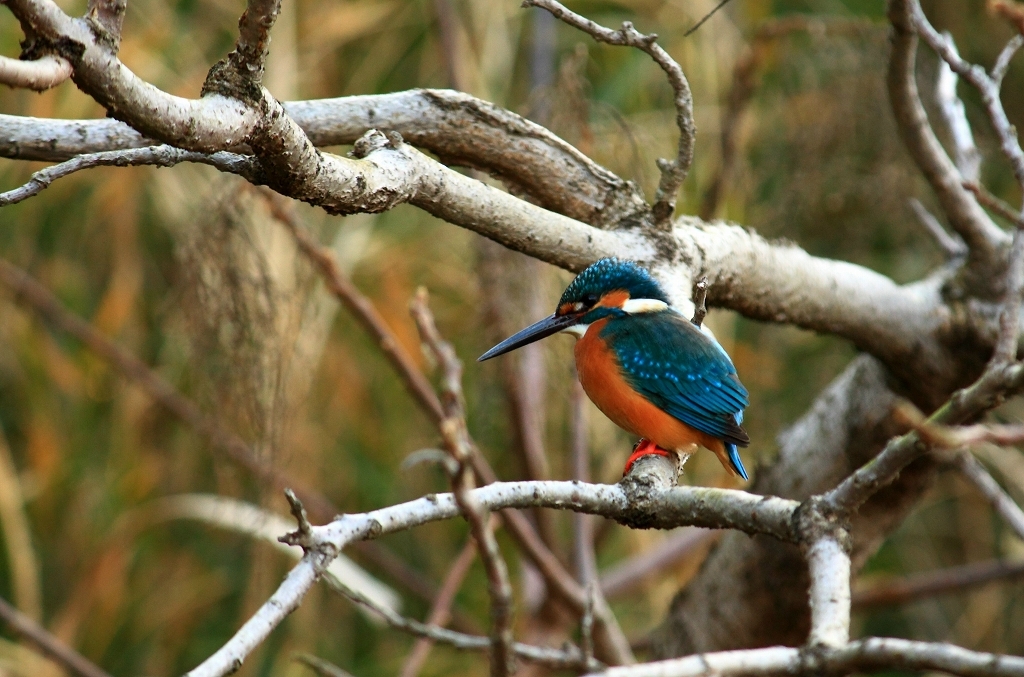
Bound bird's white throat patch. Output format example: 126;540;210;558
563;324;589;338
621;298;669;314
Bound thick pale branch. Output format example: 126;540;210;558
588;639;1024;677
679;219;949;383
805;537;850;647
0;89;650;228
0;54;71;91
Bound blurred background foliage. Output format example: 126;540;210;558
2;0;1024;675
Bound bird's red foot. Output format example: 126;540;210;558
623;439;674;476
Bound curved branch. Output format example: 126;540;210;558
0;89;650;228
0;146;255;206
185;479;798;677
0;54;71;91
887;0;1008;276
523;0;693;224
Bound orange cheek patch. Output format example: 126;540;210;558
558;302;575;315
597;290;630;309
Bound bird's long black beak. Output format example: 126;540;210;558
478;313;581;361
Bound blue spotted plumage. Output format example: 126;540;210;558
480;257;751;481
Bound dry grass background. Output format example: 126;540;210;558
2;0;1024;675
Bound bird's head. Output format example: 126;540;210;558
478;258;670;361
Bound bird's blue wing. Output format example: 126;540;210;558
601;311;750;446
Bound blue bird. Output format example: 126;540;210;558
479;258;750;480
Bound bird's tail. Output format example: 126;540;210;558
725;443;749;481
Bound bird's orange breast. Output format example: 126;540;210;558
574;319;728;461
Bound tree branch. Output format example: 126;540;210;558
523;0;694;225
954;452;1024;541
410;291;516;677
0;595;112;677
887;0;1008;272
0;146;255;207
852;558;1024;608
183;478;800;677
0;54;71;91
586;639;1024;677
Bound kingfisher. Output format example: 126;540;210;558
478;258;750;480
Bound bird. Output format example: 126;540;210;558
478;257;750;480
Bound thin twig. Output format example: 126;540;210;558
852;558;1024;608
294;653;355;677
992;35;1023;86
0;146;255;207
954;452;1024;541
963;181;1024;229
411;289;516;677
523;0;695;225
823;360;1024;515
398;538;477;677
600;528;718;599
0;595;113;677
909;198;967;259
329;576;603;672
0;54;71;91
690;276;709;328
911;1;1024;196
683;0;734;37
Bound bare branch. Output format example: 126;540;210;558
935;33;981;183
294;654;355;677
523;0;695;225
269;192;635;664
411;290;516;677
184;479;797;677
887;1;1008;265
909;1;1024;197
805;537;850;647
992;35;1023;86
328;576;602;673
265;193;445;422
690;277;709;328
587;639;1024;677
823;360;1024;515
964;181;1024;229
0;89;650;228
0;595;113;677
221;0;283;85
954;452;1024;541
600;528;718;599
909;198;967;258
0;146;255;207
852;558;1024;608
399;540;477;677
0;54;71;91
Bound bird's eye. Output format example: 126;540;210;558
582;293;599;307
